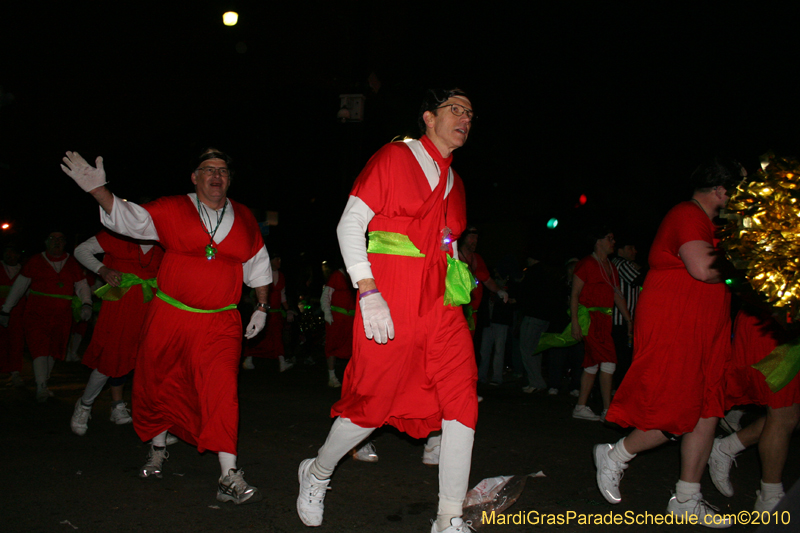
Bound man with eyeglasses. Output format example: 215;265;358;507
297;88;478;533
61;149;272;506
1;232;93;402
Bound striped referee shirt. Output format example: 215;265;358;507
611;257;641;326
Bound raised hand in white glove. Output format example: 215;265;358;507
80;304;93;321
496;289;509;303
244;310;267;339
61;151;108;192
323;310;334;325
0;314;9;328
359;292;394;344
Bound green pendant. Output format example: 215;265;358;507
205;244;217;260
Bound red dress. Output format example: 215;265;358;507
331;136;478;439
133;196;265;454
324;269;355;360
243;270;285;359
21;253;86;361
725;308;800;409
0;262;25;373
82;231;164;377
607;202;731;435
574;255;618;367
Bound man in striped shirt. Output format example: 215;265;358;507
611;240;643;388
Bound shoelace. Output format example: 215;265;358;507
602;459;627;484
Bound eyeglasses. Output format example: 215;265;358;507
47;236;66;242
195;167;230;177
436;103;474;120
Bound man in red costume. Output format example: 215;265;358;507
242;253;294;372
297;88;478;533
70;230;164;435
61;149;272;506
0;243;25;387
1;232;93;402
594;157;745;527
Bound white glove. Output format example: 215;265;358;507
359;292;394;344
496;289;509;303
0;314;8;328
244;310;267;339
61;151;108;192
80;305;92;322
323;310;334;325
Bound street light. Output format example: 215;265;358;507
223;12;238;26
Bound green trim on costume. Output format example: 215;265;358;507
269;308;287;318
533;305;611;354
444;255;475;306
94;273;158;303
331;305;355;316
753;337;800;393
30;290;84;322
367;231;425;257
156;290;236;314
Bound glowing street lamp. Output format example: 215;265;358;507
223;12;238;26
1;223;10;230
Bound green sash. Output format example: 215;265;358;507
464;305;476;331
156;290;236;314
30;290;84;322
753;337;800;393
331;305;355;317
534;305;612;354
366;230;475;307
94;273;158;303
269;308;287;318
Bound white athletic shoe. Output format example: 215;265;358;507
280;359;294;372
569;389;580;397
242;356;255;370
708;438;736;497
217;468;262;505
109;402;132;424
573;405;601;421
431;517;475;532
666;493;732;528
140;445;168;478
297;458;330;527
328;376;341;388
594;443;626;504
165;433;179;446
422;440;440;466
70;400;92;436
548;388;559;395
754;489;784;512
351;441;378;463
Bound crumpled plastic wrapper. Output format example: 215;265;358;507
719;153;800;317
461;475;529;529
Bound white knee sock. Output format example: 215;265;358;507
761;481;784;499
32;357;49;387
719;433;746;456
81;369;109;406
437;420;475;531
311;417;374;480
608;437;636;463
219;451;237;477
676;480;701;503
152;431;168;447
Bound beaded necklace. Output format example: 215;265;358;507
196;197;227;260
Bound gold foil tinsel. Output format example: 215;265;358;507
719;155;800;316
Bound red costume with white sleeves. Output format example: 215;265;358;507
243;270;286;359
573;255;619;367
82;231;164;377
331;136;478;439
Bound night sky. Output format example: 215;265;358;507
2;2;800;274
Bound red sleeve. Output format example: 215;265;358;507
349;142;408;215
573;256;593;284
473;253;491;283
667;202;715;250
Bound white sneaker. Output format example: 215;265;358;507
110;402;132;425
165;433;179;446
573;405;600;421
351;441;378;462
328;376;342;388
477;395;483;403
280;359;294;372
708;438;736;497
242;356;255;370
594;443;626;504
548;388;559;395
140;445;168;478
754;490;784;512
297;458;330;526
217;468;261;505
570;389;580;397
431;517;475;532
666;493;732;528
422;441;440;466
70;400;92;436
36;384;50;404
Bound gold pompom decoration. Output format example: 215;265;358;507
719;153;800;316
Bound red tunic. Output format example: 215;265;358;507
243;270;285;359
132;196;264;454
331;136;478;439
0;262;25;372
82;231;164;377
574;255;618;367
725;309;800;409
21;253;86;361
463;252;490;312
607;202;731;435
325;269;355;360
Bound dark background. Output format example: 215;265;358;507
2;1;799;272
